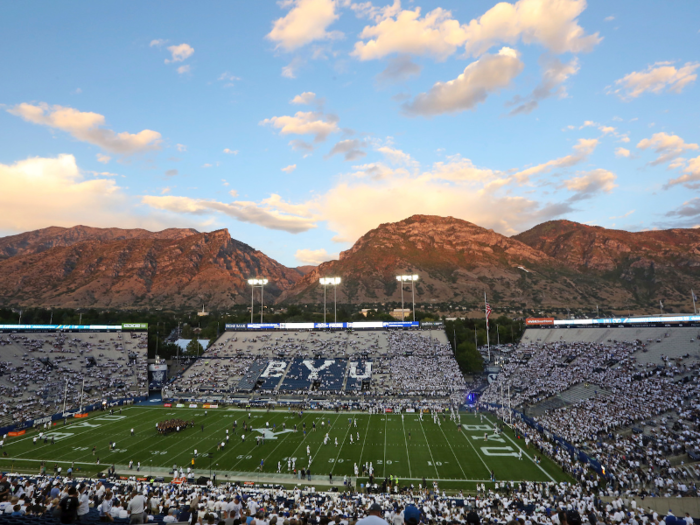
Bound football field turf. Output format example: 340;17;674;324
0;407;571;490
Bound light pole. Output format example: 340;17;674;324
247;279;268;323
395;275;419;321
320;277;341;324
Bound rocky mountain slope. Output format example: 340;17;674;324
0;226;301;309
514;220;700;303
0;225;198;261
2;217;699;310
278;215;622;307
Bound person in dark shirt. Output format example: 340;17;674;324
60;486;79;524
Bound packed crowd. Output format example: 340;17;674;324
165;330;466;402
0;472;695;525
0;332;148;425
371;333;466;398
482;339;700;497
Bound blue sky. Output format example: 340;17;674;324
1;0;699;267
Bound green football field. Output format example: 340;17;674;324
0;407;571;491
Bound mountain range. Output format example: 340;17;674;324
1;216;699;311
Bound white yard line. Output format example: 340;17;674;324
358;413;371;468
383;413;388;478
437;422;468;480
401;415;412;478
417;417;440;478
330;416;353;476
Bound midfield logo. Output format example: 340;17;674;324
254;428;294;440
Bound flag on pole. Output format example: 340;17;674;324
660;300;664;309
485;302;492;320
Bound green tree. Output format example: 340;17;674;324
455;341;484;374
186;338;203;356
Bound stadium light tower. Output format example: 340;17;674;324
396;274;419;321
247;278;268;323
319;277;342;324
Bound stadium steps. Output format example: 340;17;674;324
273;361;293;391
236;360;268;391
528;382;610;416
341;360;350;391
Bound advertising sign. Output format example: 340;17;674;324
122;323;148;330
526;318;555;326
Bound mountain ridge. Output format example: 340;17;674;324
1;217;699;310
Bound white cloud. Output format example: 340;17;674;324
561;168;617;200
176;65;191;75
165;43;194;64
149;39;167;47
96;153;111;164
0;154;165;234
291;92;318;105
615;147;630;158
352;4;469;61
403;47;524;116
176;144;187;153
281;57;304;79
8;103;162;155
611;61;699;99
352;0;600;61
376;54;422;83
267;0;341;52
508;55;579;115
665;196;700;218
426;156;498;183
142;194;317;234
282;164;297;173
347;162;402;181
512;138;598;182
261;111;340;143
315;167;572;243
609;209;635;219
637;132;699;166
665;156;700;189
223;148;238;155
327;139;367;161
295;248;339;265
604;15;615;22
218;72;240;86
376;146;417;167
461;0;601;57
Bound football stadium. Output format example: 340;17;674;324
3;1;700;524
1;315;699;523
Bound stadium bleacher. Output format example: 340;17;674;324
485;325;700;496
163;328;464;403
0;330;148;427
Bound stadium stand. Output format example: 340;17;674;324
0;331;148;427
483;326;700;497
163;329;465;404
0;471;696;525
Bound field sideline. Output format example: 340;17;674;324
0;407;571;490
